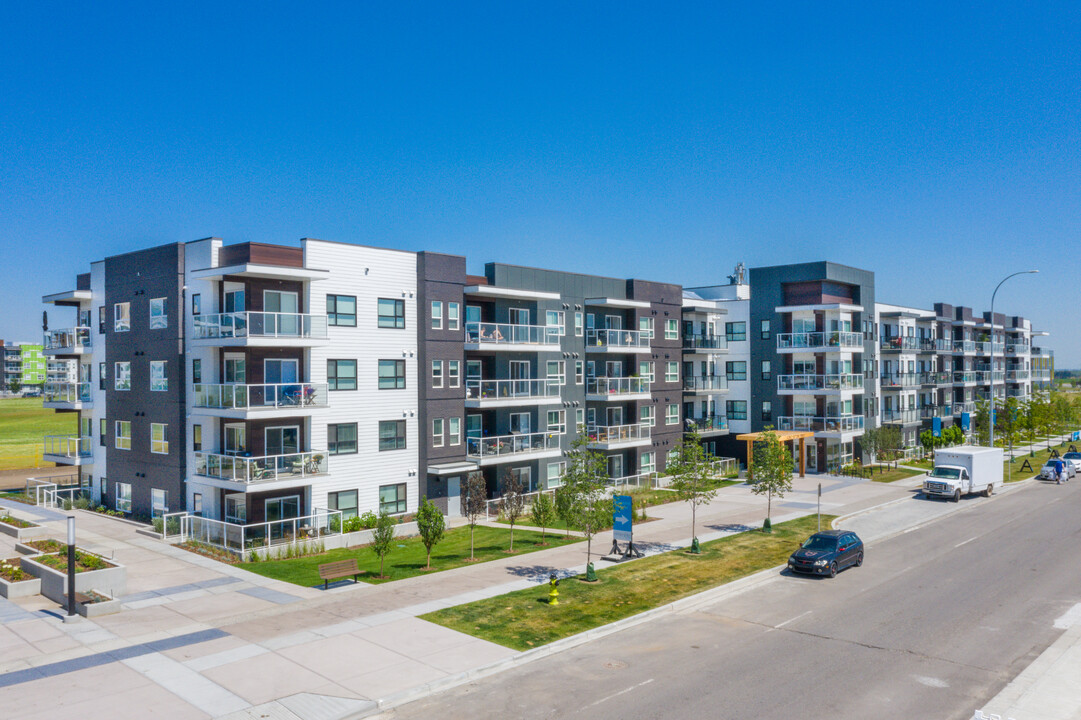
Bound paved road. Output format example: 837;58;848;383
383;478;1081;720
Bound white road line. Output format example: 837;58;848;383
775;610;812;629
955;536;979;548
586;678;655;708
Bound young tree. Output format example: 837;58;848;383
498;469;527;553
415;496;445;570
860;427;880;465
919;429;936;454
7;379;21;395
461;471;487;561
996;397;1019;455
666;430;718;551
554;482;575;537
530;491;556;544
370;510;397;578
750;429;793;533
561;432;608;569
974;399;992;446
878;425;903;463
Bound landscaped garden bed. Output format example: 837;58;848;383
16;538;65;555
75;590;121;618
0;513;49;540
20;550;126;604
0;557;41;599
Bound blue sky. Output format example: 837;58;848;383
2;2;1078;364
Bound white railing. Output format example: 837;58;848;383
953;371;977;383
43;435;92;460
586;377;651;395
586;328;651;349
684;376;728;392
777;332;863;350
881;408;920;424
193;312;328;340
173;509;342;560
777;374;864;391
465;322;560;346
918;371;952;385
920;405;952;419
953;402;976;415
954;340;976;353
879;336;921;351
25;474;83;508
466;378;559;402
466;431;560;460
683;334;727;351
44;327;91;351
587;424;651;445
778;415;864;432
1006;369;1029;381
193;383;329;410
193;451;329;483
686;415;729;433
881;373;919;388
43;382;92;404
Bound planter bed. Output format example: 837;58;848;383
75;590;121;618
0;515;49;541
16;538;65;556
0;557;41;599
20;551;126;605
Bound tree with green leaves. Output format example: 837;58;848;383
7;379;21;395
666;430;718;551
461;471;487;561
498;469;527;553
415;496;445;570
554;482;575;537
750;429;793;533
530;491;556;545
974;399;992;446
996;397;1019;454
561;432;608;569
860;427;880;465
919;429;937;454
370;510;397;579
878;424;903;462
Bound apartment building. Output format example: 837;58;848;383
1;340;47;390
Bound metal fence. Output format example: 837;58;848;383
167;509;343;560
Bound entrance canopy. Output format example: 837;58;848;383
736;431;815;478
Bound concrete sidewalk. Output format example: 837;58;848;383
980;614;1081;720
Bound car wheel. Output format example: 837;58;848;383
952;490;961;503
828;562;838;578
855;551;864;567
984;484;993;497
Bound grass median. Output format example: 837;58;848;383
421;513;835;650
868;466;926;483
1004;440;1078;482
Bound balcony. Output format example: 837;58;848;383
776;332;863;352
466;431;562;465
683;334;727;352
953;340;976;354
920;405;952;419
43;382;92;410
777;374;864;394
952;402;976;415
953;371;977;384
685;415;729;435
464;322;561;351
1005;342;1029;355
43;328;91;356
466;379;561;407
193;450;329;490
683;376;728;394
880;336;921;352
1034;370;1052;381
974;342;991;355
918;371;951;386
586;423;651;450
585;328;651;353
42;435;93;466
1008;387;1028;398
778;415;864;434
1006;369;1029;381
931;338;953;353
881;408;920;424
881;373;920;389
585;377;651;402
192;312;329;347
192;383;329;418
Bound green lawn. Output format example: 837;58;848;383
867;465;926;483
421;514;835;650
1004;440;1077;482
0;397;75;471
241;525;582;587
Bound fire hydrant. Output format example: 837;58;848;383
548;573;559;606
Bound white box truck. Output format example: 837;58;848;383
922;447;1004;502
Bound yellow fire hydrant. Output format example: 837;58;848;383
548;573;559;606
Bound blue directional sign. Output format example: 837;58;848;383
961;412;971;432
1073;431;1080;442
932;416;942;437
613;494;633;543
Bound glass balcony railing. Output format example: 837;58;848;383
43;382;92;404
919;405;952;419
880;336;921;351
777;374;864;391
683;376;728;392
953;340;976;354
586;424;651;445
683;334;727;351
685;415;729;433
466;379;560;402
974;342;991;354
932;338;953;352
466;431;560;460
1006;369;1029;381
193;383;329;411
585;328;651;349
953;371;977;383
778;415;864;432
465;322;560;346
586;377;651;396
776;332;863;350
1008;388;1028;397
43;435;92;460
194;451;328;483
881;373;920;388
918;371;952;385
881;408;920;424
1005;342;1029;354
193;312;328;340
44;327;91;352
952;402;976;415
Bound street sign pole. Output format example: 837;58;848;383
817;483;821;532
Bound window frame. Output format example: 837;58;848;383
150;423;168;454
665;319;679;340
665;403;679;425
114;302;130;332
377;359;406;390
665;361;679;383
114;361;131;391
149;297;168;330
150;360;167;392
327;294;358;327
328;490;359;520
431;360;443;388
377;298;407;329
378;420;407;452
115;482;132;513
115;420;131;450
726;400;748;420
761;360;772;380
432;418;445;447
327;423;358;455
448;417;461;446
431;301;443;330
725;321;747;342
448;360;460;388
327;359;358;391
726;361;747;381
447;302;460;331
379;483;407;515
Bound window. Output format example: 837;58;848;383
328;359;357;391
378;359;406;390
380;484;407;514
575;408;585;431
547;360;566;386
575;360;584;385
761;319;771;339
431;301;443;330
98;306;106;334
379;420;407;451
116;483;132;513
193;424;202;452
667;449;679;467
547;462;565;488
432;418;445;447
761;401;772;422
328;423;358;455
225;494;246;523
448;360;460;388
639;361;655;382
547;409;567;434
726;400;748;420
448;417;461;446
327;294;357;326
640;405;655;427
431;360;443;388
761;360;772;381
377;298;406;329
725;321;746;342
99;362;107;390
151;423;168;454
328;490;359;520
150;361;167;391
726;361;747;381
191;293;201;316
100;478;107;496
115;421;131;450
448;302;460;331
151;489;168;517
114;362;131;391
665;319;678;340
114;302;130;332
192;493;203;517
666;404;679;425
639;317;654;339
575;312;584;337
665;361;679;383
641;452;656;474
149;298;168;329
192;358;202;384
99;418;107;447
546;310;566;335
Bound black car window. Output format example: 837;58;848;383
802;535;838;550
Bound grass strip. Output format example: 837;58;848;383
868;466;926;483
421;514;835;650
1004;440;1077;482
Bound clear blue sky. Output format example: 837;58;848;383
2;2;1078;365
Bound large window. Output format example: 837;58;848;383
114;302;130;332
547;409;567;434
151;489;168;517
546;360;566;386
328;423;358;455
327;295;357;327
327;359;357;391
432;418;444;447
150;361;167;392
448;302;460;331
447;360;460;388
328;490;359;520
448;417;461;446
115;421;131;450
377;298;405;329
115;483;132;513
431;301;443;330
151;423;168;454
149;298;168;329
431;360;443;388
665;361;679;383
640;405;655;427
575;312;584;337
760;319;771;339
665;404;679;425
726;400;748;420
665;319;679;340
547;462;565;488
726;361;747;381
378;359;406;389
379;483;407;514
761;401;772;422
725;321;746;342
225;493;246;523
114;362;131;391
641;452;656;474
378;420;407;451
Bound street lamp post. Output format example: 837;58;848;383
66;516;76;617
989;270;1038;451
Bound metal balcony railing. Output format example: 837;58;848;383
685;415;729;433
193;383;329;411
465;322;560;346
466;431;560;459
776;332;863;350
1006;369;1029;381
918;371;952;385
466;378;559;402
953;340;976;354
586;424;651;444
194;451;329;483
881;408;920;424
43;382;92;404
777;374;864;392
952;402;976;415
919;405;952;419
586;377;651;396
43;435;92;459
953;371;977;383
683;376;728;392
585;328;651;349
683;334;727;351
880;336;921;351
777;415;864;432
44;328;92;352
881;373;920;388
193;312;328;340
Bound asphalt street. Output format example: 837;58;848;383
384;478;1081;720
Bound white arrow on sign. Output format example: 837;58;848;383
615;514;630;525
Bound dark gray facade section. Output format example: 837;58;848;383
104;243;187;518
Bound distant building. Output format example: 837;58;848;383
1;340;47;389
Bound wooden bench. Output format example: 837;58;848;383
317;559;360;589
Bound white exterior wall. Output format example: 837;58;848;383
304;239;421;516
88;261;107;502
717;297;751;433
